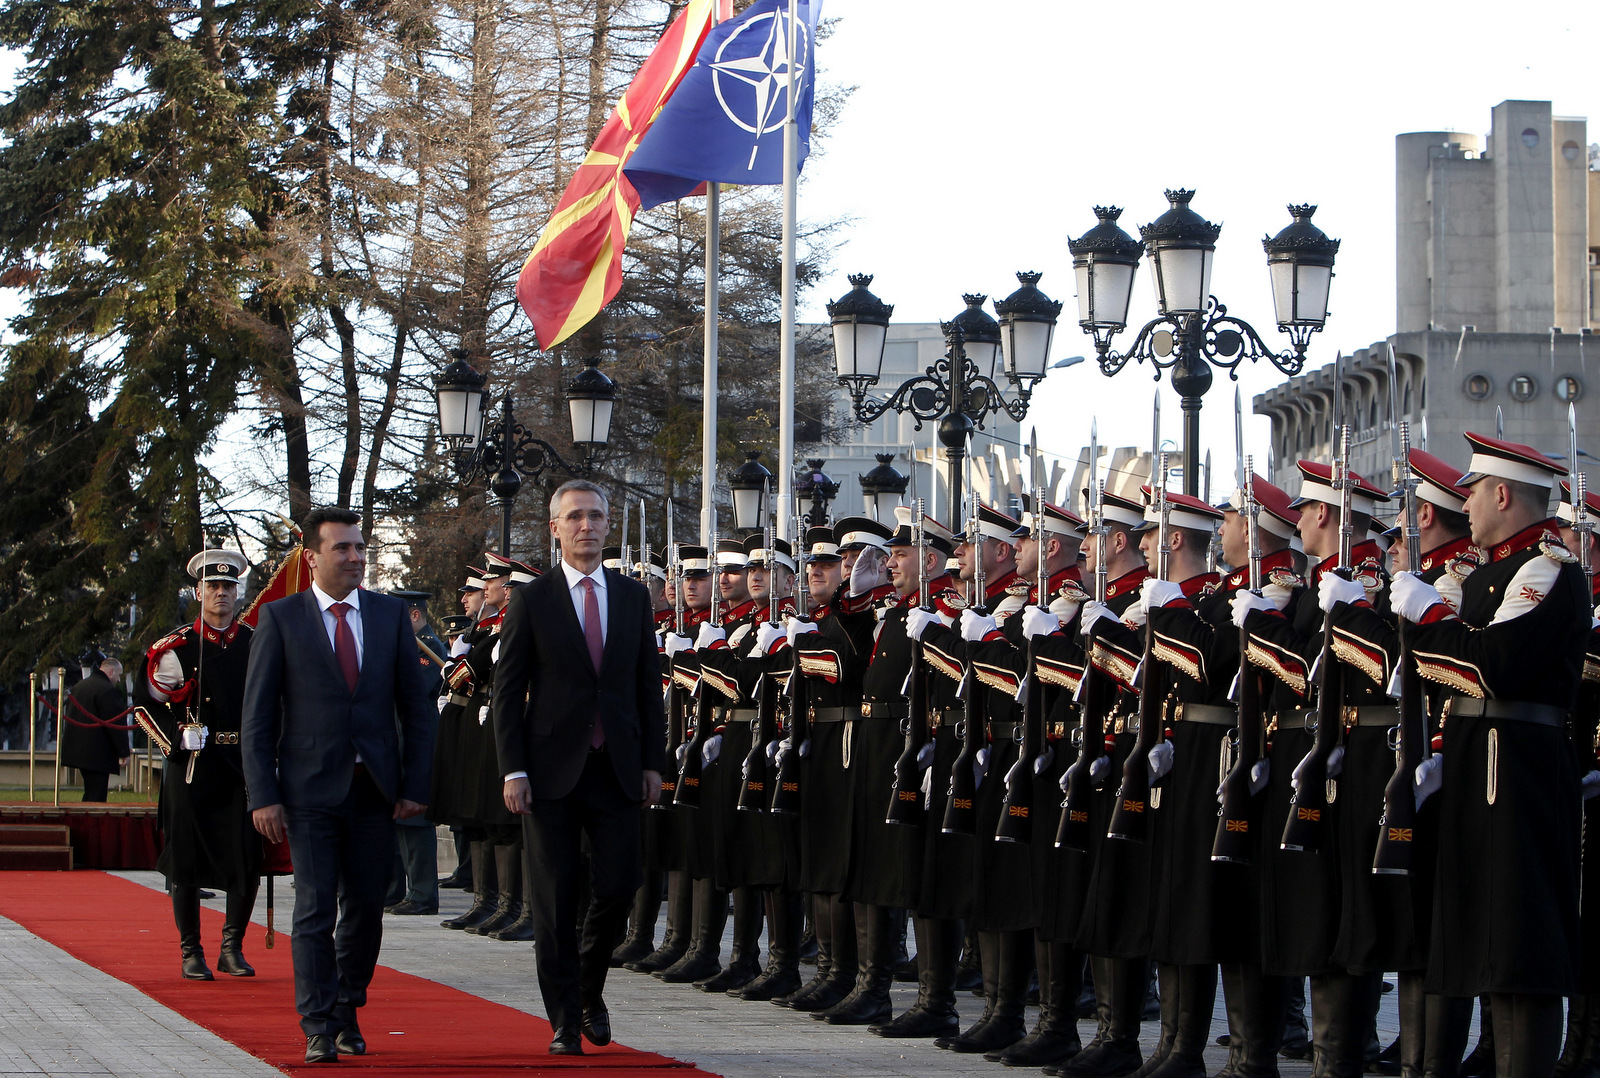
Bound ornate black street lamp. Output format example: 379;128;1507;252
1069;192;1339;496
729;451;773;533
827;273;1061;518
793;459;839;531
432;350;616;553
858;453;909;522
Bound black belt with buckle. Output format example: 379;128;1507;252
1174;703;1236;726
1446;696;1566;728
987;720;1025;740
935;708;963;728
1342;705;1399;728
723;709;758;724
212;731;240;745
809;706;861;724
860;701;909;719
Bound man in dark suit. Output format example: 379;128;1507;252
61;656;128;802
495;479;666;1056
241;507;435;1065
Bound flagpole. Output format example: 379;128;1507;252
702;180;720;545
776;0;799;542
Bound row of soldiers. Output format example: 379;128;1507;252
560;426;1595;1078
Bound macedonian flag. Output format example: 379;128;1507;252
516;0;719;350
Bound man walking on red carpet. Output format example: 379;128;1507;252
495;480;667;1056
241;507;436;1065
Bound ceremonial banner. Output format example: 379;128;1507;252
516;0;718;350
239;546;310;629
625;0;822;212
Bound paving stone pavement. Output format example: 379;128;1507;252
0;869;1406;1078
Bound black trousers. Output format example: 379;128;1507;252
80;769;110;802
523;748;643;1031
283;767;395;1037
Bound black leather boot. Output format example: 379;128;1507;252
470;841;522;936
994;937;1085;1066
1461;998;1496;1078
698;886;762;992
1575;994;1600;1078
785;894;855;1011
1059;956;1146;1076
1490;993;1562;1078
892;909;916;982
489;843;537;941
173;885;214;980
1311;972;1381;1078
938;922;998;1048
872;915;962;1038
612;871;662;967
1143;964;1216;1078
739;889;802;1001
816;902;893;1026
1398;973;1427;1078
442;841;498;930
956;927;984;992
942;929;1030;1053
1127;962;1182;1078
1422;992;1473;1078
629;870;690;972
1218;963;1286;1078
657;879;726;983
1558;996;1588;1078
216;881;259;977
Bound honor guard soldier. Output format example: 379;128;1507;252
135;548;262;980
437;567;486;891
384;589;445;915
1232;459;1395;1078
779;516;896;1012
816;508;962;1028
1558;479;1600;1078
1389;434;1588;1078
901;503;1031;1049
643;546;725;979
1142;475;1299;1078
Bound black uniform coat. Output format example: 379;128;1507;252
138;621;262;891
1576;581;1600;991
61;668;129;775
428;611;501;830
1410;520;1587;996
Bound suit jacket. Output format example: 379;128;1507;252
493;565;667;802
240;589;435;811
59;669;130;774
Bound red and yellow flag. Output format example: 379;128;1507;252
239;547;311;629
516;0;718;350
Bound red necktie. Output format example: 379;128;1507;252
581;579;605;748
330;602;359;692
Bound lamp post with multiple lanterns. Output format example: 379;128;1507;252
433;350;616;553
1068;191;1339;495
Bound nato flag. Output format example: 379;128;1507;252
624;0;820;212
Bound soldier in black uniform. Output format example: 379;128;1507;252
1234;460;1397;1078
437;569;485;892
136;548;261;980
386;589;445;915
1146;475;1301;1078
905;503;1030;1050
816;508;963;1027
1390;433;1587;1078
781;517;897;1012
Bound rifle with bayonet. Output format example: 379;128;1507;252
1212;459;1265;862
771;518;811;815
887;500;932;826
738;518;783;813
942;454;986;836
1282;356;1353;853
1058;422;1108;851
656;501;683;808
997;428;1047;844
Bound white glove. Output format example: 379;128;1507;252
1080;600;1116;637
786;617;819;644
676;742;690;766
1231;589;1277;628
752;621;785;655
1121;601;1148;629
905;607;939;641
1021;605;1061;640
1141;578;1185;612
436;695;449;713
1090;755;1110;785
664;633;694;657
797;737;812;759
478;705;490;726
920;764;935;801
695;622;727;649
1290;745;1343;791
975;746;991;789
1250;759;1270;796
849;547;888;596
960;609;999;643
1583;771;1600;801
180;725;208;752
916;740;935;771
1390;571;1445;624
1317;572;1368;613
765;739;782;764
1033;744;1055;775
1147;740;1174;784
702;733;722;765
1414;754;1443;808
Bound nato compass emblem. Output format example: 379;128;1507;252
710;5;811;171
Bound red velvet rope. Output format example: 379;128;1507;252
37;694;137;731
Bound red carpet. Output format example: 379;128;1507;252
0;871;717;1077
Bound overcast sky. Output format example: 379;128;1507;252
798;0;1600;485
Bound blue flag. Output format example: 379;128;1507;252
624;0;821;212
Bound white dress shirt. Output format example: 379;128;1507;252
560;559;608;645
311;582;365;666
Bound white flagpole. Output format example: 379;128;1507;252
701;180;720;545
776;0;799;542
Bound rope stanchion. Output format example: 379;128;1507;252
27;672;36;801
53;668;63;807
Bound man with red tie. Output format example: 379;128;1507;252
495;480;667;1056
